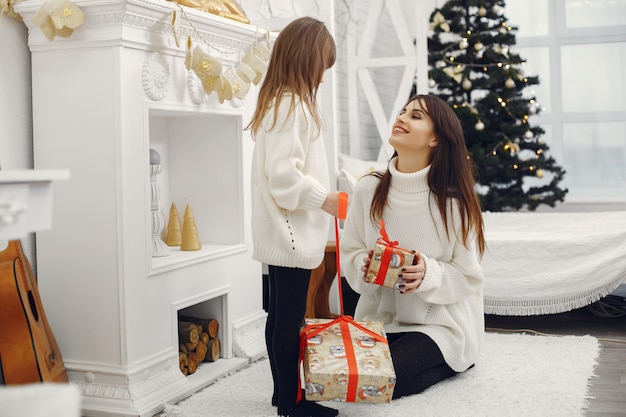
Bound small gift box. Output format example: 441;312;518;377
300;317;396;403
365;220;415;288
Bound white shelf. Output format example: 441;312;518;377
0;170;69;183
0;170;69;240
151;243;248;276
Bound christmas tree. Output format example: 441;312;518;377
427;0;567;211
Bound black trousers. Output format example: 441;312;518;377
265;265;311;409
387;331;459;399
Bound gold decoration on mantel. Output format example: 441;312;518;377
1;0;22;21
31;0;84;41
170;0;250;24
169;3;271;105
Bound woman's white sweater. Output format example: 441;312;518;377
250;93;331;270
340;158;484;372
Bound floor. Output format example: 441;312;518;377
485;299;626;417
164;290;626;417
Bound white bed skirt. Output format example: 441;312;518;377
481;211;626;316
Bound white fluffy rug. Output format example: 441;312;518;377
163;332;599;417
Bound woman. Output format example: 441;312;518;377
247;17;340;417
340;94;486;399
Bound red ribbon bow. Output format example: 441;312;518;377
374;220;398;285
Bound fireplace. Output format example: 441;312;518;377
17;1;267;415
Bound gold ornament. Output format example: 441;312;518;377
443;65;464;84
32;0;84;41
170;10;181;48
429;11;450;32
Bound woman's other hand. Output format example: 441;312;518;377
396;253;425;294
360;249;374;282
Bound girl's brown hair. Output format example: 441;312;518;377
246;17;336;138
370;95;486;255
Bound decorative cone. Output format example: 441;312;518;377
166;202;182;246
181;204;201;251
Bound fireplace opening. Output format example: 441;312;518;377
176;296;224;376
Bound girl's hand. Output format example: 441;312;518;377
360;249;374;282
395;252;425;294
321;191;341;217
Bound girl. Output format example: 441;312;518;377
247;17;340;417
340;94;486;399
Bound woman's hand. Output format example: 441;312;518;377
360;249;374;282
395;253;425;294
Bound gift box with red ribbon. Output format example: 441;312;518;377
300;317;396;403
365;220;416;288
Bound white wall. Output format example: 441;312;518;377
0;15;36;260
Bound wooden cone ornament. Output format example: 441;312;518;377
166;202;182;246
181;204;201;251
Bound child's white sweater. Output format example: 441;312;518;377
251;93;331;270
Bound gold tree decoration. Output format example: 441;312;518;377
181;204;201;251
166;202;183;246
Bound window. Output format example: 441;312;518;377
507;0;626;202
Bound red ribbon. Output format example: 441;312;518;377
374;220;398;285
297;192;389;403
297;315;389;403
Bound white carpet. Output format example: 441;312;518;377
162;332;600;417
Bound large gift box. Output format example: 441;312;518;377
300;317;396;403
365;220;415;288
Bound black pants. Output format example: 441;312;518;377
387;332;459;399
265;265;311;410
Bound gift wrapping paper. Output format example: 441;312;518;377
301;317;396;403
365;239;416;289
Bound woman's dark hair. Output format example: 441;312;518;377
369;95;485;255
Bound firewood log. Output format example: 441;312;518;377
205;319;219;339
206;337;221;362
179;321;199;351
179;343;188;355
179;316;219;339
195;340;208;362
200;332;209;345
179;353;188;376
188;352;198;374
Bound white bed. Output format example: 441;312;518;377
481;211;626;316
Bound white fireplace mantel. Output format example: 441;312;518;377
14;1;267;416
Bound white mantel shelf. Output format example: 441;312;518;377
0;170;70;240
0;169;69;183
